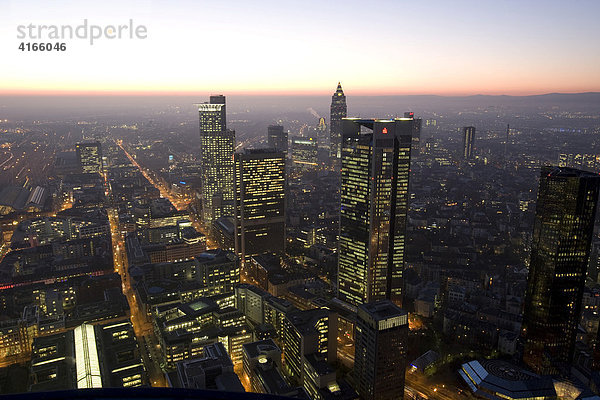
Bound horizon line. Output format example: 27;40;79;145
1;89;599;98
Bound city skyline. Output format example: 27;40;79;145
2;0;600;397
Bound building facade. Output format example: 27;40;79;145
76;142;103;174
522;166;600;374
329;82;347;160
462;126;476;160
354;301;408;400
267;125;288;154
234;149;285;265
291;137;318;170
196;95;235;225
338;118;413;307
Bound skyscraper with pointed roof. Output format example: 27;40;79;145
329;82;347;161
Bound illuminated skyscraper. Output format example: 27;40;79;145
462;126;475;160
338;118;413;307
76;142;103;174
267;125;288;153
234;149;286;265
196;95;235;225
291;137;318;170
316;117;328;145
317;117;327;133
522;166;600;374
329;82;347;161
354;300;408;400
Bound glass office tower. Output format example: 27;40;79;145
196;95;235;225
338;117;413;307
522;166;600;374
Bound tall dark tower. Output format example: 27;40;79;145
337;117;413;307
267;125;287;154
354;301;408;400
329;82;347;161
522;166;600;374
196;95;235;226
404;112;422;157
462;126;475;160
504;124;510;167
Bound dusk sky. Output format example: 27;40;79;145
1;0;599;96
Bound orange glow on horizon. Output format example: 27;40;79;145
1;85;599;97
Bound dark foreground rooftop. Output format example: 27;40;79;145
0;387;294;400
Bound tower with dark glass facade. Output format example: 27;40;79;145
522;166;600;374
354;300;408;400
329;82;347;161
234;149;286;265
462;126;475;160
404;112;422;157
196;95;235;225
337;117;413;307
267;125;287;154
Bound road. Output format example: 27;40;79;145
117;141;189;211
117;140;217;248
107;202;167;387
406;372;467;400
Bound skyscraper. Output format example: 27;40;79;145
338;117;413;307
196;95;235;225
291;136;318;170
462;126;476;160
76;142;103;174
234;149;286;265
522;166;600;374
354;300;408;400
329;82;347;161
404;112;422;157
267;125;288;153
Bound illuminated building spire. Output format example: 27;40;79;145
329;82;347;160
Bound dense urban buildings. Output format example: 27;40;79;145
522;166;600;374
338;117;413;307
196;95;235;226
1;81;600;400
29;321;146;391
329;83;347;161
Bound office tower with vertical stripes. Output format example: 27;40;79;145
337;117;413;307
462;126;476;160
